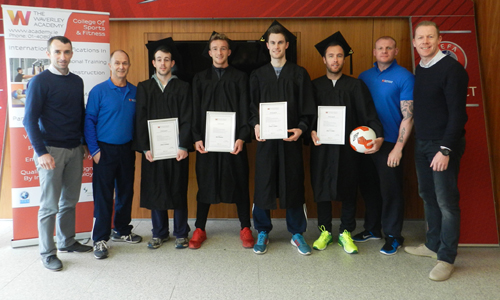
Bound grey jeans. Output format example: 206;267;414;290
34;145;84;258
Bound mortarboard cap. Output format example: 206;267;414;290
145;37;183;77
260;20;297;43
315;31;354;74
146;37;181;62
314;31;353;58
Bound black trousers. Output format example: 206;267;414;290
195;201;251;230
359;141;404;238
92;142;135;242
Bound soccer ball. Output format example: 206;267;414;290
350;126;376;153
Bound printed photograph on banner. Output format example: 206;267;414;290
10;83;26;107
10;57;48;82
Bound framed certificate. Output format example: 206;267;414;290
259;102;288;140
147;118;179;160
205;111;236;152
317;106;346;145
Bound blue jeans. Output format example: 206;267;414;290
151;209;190;239
253;204;307;235
415;138;465;264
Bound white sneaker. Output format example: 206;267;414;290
404;244;437;259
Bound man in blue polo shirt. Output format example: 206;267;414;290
85;50;141;259
356;36;414;255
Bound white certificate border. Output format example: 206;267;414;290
147;118;179;160
317;106;346;145
259;101;288;140
205;111;236;153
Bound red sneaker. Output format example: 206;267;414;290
188;228;207;249
240;227;255;248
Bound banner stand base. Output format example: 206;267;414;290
11;232;92;249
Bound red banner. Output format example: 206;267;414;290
0;0;474;19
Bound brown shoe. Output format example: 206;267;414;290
404;244;437;259
240;227;255;248
429;260;454;281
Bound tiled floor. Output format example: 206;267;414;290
0;218;499;300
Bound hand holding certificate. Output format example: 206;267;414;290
204;111;236;152
147;118;179;160
259;102;288;140
316;106;346;145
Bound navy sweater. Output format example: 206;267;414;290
23;69;85;156
413;55;469;150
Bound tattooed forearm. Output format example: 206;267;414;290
401;100;414;121
398;127;406;143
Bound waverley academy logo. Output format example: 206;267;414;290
7;10;31;26
440;41;467;69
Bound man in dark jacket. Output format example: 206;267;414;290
190;32;254;249
249;23;315;256
309;32;383;255
134;45;192;250
405;21;468;281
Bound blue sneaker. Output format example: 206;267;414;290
380;236;402;255
253;231;269;255
291;233;311;256
352;230;382;242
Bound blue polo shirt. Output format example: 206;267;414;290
84;78;137;156
359;60;414;143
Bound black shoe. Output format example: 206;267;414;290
93;240;109;259
58;241;92;253
42;255;62;271
352;230;382;243
380;236;403;255
111;230;143;243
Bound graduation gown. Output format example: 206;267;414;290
192;66;250;204
249;62;315;210
134;77;192;210
310;74;383;202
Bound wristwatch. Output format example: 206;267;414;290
439;148;451;156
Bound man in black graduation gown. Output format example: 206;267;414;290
134;45;192;250
190;32;254;249
249;23;315;256
309;32;383;254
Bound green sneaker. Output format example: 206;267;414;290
313;226;333;251
338;230;358;254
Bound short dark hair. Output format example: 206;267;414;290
209;33;230;49
47;36;72;52
153;45;173;59
110;50;130;62
266;24;289;42
322;41;344;57
414;21;440;37
17;67;22;72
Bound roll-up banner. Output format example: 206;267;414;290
2;5;109;247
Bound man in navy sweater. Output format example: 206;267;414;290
404;21;468;281
24;36;92;271
85;50;141;260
